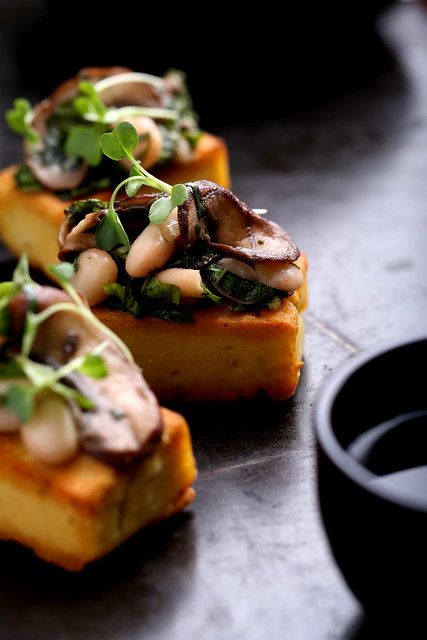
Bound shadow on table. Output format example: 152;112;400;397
0;512;197;639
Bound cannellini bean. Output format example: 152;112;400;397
254;262;303;292
217;257;257;281
21;396;79;465
118;116;163;170
126;209;179;278
159;207;180;243
72;248;118;306
156;268;205;298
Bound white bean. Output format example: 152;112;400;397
254;262;303;292
21;396;79;465
125;209;179;278
72;248;118;306
156;268;204;298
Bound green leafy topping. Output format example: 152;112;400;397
103;283;141;317
96;208;130;253
74;81;107;120
65;198;106;227
99;122;188;225
203;265;284;308
14;164;43;192
2;384;34;422
201;283;221;305
50;262;75;283
141;278;181;305
5;98;39;143
65;125;103;166
101;121;138;161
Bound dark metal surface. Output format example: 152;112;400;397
0;4;426;639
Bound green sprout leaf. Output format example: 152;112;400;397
125;164;147;197
12;254;36;290
50;262;75;284
100;122;138;161
147;185;188;224
148;196;174;224
5;98;39;143
96;208;130;253
171;183;188;207
65;125;103;166
78;353;108;379
3;384;35;422
74;81;106;120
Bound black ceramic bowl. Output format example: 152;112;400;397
314;336;427;612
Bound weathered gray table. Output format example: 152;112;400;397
0;4;425;639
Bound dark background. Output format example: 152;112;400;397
0;2;427;639
1;0;392;125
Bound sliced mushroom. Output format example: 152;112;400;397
8;287;163;464
180;181;300;263
94;71;166;108
24;66;162;192
58;208;106;259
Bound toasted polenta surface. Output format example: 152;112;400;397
0;408;196;571
95;254;308;402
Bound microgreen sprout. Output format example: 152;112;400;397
99;122;189;236
5;98;40;143
0;253;136;423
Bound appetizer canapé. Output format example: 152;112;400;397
58;123;307;401
0;257;196;570
0;67;229;274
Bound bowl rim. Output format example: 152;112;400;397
314;333;427;513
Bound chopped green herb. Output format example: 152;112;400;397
14;164;43;192
141;278;181;305
203;264;284;308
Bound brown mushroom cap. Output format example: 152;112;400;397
7;286;163;465
25;68;131;192
180;181;300;262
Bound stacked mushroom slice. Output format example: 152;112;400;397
59;181;303;307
